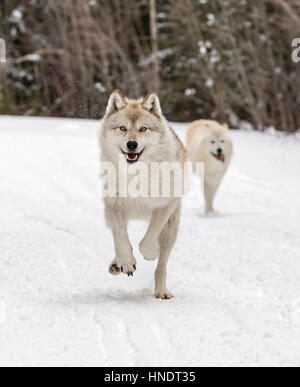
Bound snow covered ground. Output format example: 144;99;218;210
0;116;300;367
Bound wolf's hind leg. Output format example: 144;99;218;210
155;205;181;300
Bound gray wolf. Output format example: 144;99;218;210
99;90;187;299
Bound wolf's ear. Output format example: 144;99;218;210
223;123;229;130
106;90;127;115
142;92;162;117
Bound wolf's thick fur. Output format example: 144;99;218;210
187;120;233;214
99;90;186;299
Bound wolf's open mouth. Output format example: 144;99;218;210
212;152;225;163
121;149;144;164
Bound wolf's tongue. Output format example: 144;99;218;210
220;154;225;163
127;153;137;160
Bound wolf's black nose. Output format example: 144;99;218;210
127;141;138;151
217;148;223;154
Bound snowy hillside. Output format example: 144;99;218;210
0;116;300;367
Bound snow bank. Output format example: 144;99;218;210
0;116;300;367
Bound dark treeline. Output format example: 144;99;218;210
0;0;299;131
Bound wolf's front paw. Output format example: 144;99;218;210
205;207;215;215
205;209;219;217
109;256;137;277
139;239;160;261
155;289;174;300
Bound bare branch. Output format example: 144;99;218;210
150;0;160;91
7;49;64;64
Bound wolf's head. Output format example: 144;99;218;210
101;90;169;164
203;122;233;164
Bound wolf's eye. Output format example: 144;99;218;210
211;141;216;144
140;127;148;133
221;140;225;144
120;126;127;132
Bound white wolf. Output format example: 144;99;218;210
186;120;233;214
99;90;187;299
